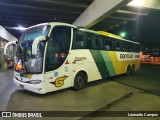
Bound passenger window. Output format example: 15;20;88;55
133;44;140;53
115;40;122;51
91;35;97;49
128;43;134;52
73;30;87;49
86;34;92;49
103;37;114;51
122;41;128;52
95;36;103;50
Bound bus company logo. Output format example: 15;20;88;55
55;75;68;87
120;54;133;59
74;57;87;62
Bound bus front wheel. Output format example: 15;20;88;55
73;72;87;91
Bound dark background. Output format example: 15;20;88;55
0;0;160;49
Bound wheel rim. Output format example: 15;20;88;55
76;76;84;87
74;72;87;90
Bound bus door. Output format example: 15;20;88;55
44;26;72;92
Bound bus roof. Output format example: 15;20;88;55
26;22;140;45
79;28;139;45
98;31;140;45
27;22;77;30
98;31;122;39
49;22;77;28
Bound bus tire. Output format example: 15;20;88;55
73;72;87;91
126;65;131;76
131;65;135;74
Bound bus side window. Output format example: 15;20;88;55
128;43;134;52
95;36;99;49
91;35;97;49
122;41;128;52
95;36;103;50
103;37;113;51
134;44;140;53
73;30;86;49
115;40;122;51
86;34;92;49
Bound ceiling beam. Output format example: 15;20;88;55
0;3;81;14
0;18;74;28
1;22;31;28
0;9;78;19
90;26;111;31
0;14;76;22
97;20;122;25
0;20;37;26
107;16;136;21
92;24;115;28
121;6;151;13
116;10;149;16
73;0;132;28
111;12;140;19
94;23;117;28
28;0;89;8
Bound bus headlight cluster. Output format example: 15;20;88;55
29;80;42;84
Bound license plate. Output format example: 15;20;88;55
20;84;24;89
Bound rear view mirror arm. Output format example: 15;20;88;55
4;40;17;55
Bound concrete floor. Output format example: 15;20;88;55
0;65;160;120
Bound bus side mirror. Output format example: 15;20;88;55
4;40;17;55
32;36;46;55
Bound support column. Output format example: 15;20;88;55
73;0;132;28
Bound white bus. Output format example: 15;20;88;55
4;22;140;94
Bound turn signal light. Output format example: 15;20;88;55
15;64;23;71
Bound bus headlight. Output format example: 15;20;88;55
29;80;42;84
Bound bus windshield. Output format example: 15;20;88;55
15;25;50;73
20;25;50;42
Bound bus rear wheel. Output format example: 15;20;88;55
131;65;135;74
73;72;87;91
126;65;131;76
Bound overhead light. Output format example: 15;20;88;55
116;10;148;16
120;32;127;38
4;26;26;31
128;0;145;7
43;26;47;32
17;26;26;31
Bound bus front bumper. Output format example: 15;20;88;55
14;78;46;94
